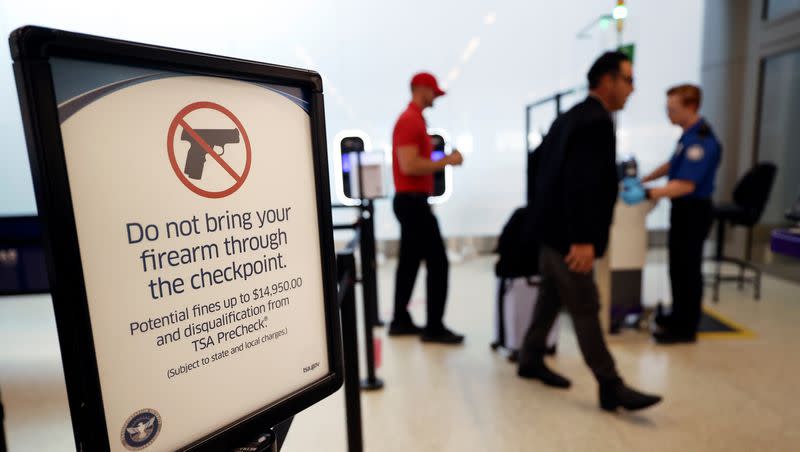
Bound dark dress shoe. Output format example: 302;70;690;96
421;327;464;345
508;345;555;363
653;303;671;328
388;321;422;336
653;330;696;345
653;312;672;329
599;379;662;412
518;360;572;389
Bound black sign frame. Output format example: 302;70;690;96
9;25;342;451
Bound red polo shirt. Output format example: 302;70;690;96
392;102;434;194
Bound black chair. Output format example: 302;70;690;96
786;186;800;223
707;162;777;302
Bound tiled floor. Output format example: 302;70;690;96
2;251;799;451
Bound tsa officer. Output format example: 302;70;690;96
622;84;722;344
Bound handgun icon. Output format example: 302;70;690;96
181;128;240;180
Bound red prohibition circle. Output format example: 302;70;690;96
167;101;252;198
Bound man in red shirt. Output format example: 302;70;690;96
389;72;464;344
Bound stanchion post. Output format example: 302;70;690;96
353;149;383;328
359;200;383;327
337;252;364;452
0;389;6;452
358;203;384;391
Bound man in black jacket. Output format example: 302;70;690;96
518;52;662;412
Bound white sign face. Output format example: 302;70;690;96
53;61;330;451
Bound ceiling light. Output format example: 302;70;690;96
613;4;628;20
461;37;481;63
448;68;461;81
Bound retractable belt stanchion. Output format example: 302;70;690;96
337;251;364;452
356;202;384;390
354;151;384;328
332;206;384;391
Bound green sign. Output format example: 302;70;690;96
618;43;635;63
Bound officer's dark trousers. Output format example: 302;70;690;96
392;193;449;331
519;246;619;383
668;198;714;336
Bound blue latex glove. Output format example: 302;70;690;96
621;177;646;205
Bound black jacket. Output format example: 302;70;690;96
526;96;619;258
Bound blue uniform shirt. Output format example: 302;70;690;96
668;118;722;199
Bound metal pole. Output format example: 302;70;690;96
360;201;383;327
525;105;531;152
525;105;534;203
337;252;364;452
355;149;365;202
355;149;384;325
358;202;385;391
555;93;562;116
0;389;6;452
353;148;383;329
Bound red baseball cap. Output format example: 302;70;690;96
411;72;446;97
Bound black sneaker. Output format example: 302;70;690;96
388;320;422;336
518;360;571;389
653;330;696;345
421;327;464;345
599;379;662;412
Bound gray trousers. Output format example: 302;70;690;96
519;245;619;383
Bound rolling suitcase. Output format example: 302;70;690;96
491;206;560;360
492;276;559;360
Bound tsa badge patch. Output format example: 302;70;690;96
687;144;704;161
121;409;162;450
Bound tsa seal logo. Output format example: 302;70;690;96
121;409;162;450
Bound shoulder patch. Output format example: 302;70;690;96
687;144;704;161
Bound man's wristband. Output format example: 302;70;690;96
645;188;652;200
